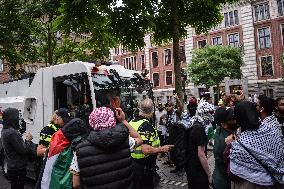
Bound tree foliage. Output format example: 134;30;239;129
58;0;239;100
0;0;38;76
188;45;244;88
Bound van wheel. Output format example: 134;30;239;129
1;154;8;177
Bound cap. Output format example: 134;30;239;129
89;107;116;131
56;108;72;124
214;107;235;125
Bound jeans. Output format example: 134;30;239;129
7;168;27;189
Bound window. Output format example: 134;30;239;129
234;10;239;25
198;40;207;48
164;49;172;65
141;54;145;70
153;73;160;87
123;56;137;70
228;33;239;47
281;24;284;44
261;56;273;76
277;0;284;16
0;59;3;72
258;27;271;49
224;10;239;27
179;46;186;62
212;36;222;45
152;51;158;68
165;71;173;85
114;48;119;55
224;13;229;27
254;3;270;21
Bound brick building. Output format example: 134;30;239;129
111;0;284;103
0;60;10;84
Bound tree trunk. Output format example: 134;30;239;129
47;16;53;66
171;0;183;102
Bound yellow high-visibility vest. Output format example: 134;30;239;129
129;119;160;159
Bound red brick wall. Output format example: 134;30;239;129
193;26;243;48
0;61;10;84
254;17;284;79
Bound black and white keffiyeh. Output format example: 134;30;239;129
230;115;284;185
188;99;215;128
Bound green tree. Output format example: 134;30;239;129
0;0;38;77
59;0;238;101
111;0;240;101
188;45;244;100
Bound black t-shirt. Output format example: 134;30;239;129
186;122;208;177
132;116;157;167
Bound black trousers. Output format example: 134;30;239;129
7;168;27;189
133;162;155;189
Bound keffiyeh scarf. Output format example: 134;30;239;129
188;100;215;129
230;115;284;185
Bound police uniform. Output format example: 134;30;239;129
39;123;60;147
129;116;160;189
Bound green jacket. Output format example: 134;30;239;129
212;126;231;189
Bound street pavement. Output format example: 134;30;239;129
0;150;215;189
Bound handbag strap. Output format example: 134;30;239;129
236;139;279;184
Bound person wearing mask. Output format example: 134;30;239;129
230;101;284;188
130;98;174;189
185;100;215;189
275;97;284;138
1;108;35;189
213;107;238;189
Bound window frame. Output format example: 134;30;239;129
141;54;145;70
152;72;160;87
258;27;271;49
197;39;207;48
165;70;173;86
254;3;270;21
179;45;186;63
260;55;274;76
151;51;159;68
164;48;172;65
212;36;223;45
277;0;284;16
228;33;239;47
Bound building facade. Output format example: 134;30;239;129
111;0;284;103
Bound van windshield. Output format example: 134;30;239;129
92;72;151;120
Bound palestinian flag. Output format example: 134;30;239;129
41;129;73;189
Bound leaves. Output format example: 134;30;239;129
188;45;244;88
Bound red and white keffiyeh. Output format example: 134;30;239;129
89;107;116;131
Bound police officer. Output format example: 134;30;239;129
37;108;72;156
130;99;174;189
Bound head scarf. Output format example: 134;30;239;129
89;107;116;131
188;99;215;128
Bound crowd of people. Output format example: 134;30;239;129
1;92;284;189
